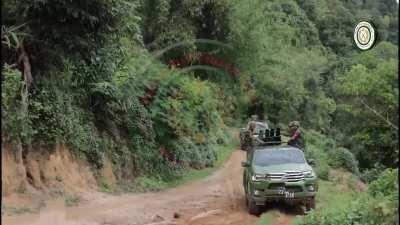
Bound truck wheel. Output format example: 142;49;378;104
248;199;261;215
305;197;316;212
310;197;316;209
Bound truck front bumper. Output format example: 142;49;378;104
249;179;318;206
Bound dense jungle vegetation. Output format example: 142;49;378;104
1;0;398;224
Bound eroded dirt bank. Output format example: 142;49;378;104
1;141;118;196
3;149;299;225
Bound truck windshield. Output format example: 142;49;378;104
253;149;305;166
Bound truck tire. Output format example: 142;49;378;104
248;199;261;215
305;197;316;212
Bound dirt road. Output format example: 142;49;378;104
2;149;300;225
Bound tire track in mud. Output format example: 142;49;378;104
2;149;300;225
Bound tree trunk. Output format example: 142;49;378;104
17;40;33;88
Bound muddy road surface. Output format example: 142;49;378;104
3;149;301;225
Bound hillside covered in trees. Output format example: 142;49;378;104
1;0;398;224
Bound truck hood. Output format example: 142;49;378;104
253;163;312;174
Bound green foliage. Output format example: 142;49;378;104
150;72;225;171
131;176;168;192
1;65;33;143
305;130;336;150
304;130;359;176
28;79;70;146
299;169;399;225
368;168;399;198
334;42;398;169
360;163;386;183
304;144;329;180
1;205;35;216
100;179;113;193
300;192;399;225
64;194;81;207
229;0;398;172
228;0;336;129
5;0;141;58
328;147;359;175
299;197;383;225
1;24;28;49
304;130;334;180
2;0;397;193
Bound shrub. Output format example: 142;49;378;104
100;179;113;193
64;194;81;207
148;72;225;174
368;168;398;199
299;169;399;225
328;147;360;175
304;129;335;151
304;143;330;180
360;163;386;183
315;163;330;181
300;194;399;225
1;65;34;143
132;176;167;192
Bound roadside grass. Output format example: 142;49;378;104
254;180;359;225
166;138;238;188
1;200;46;216
64;193;82;207
1;206;35;216
100;179;114;193
314;180;358;214
116;129;239;193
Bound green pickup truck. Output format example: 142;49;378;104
242;145;318;215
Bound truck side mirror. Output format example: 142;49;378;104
241;161;250;167
308;158;315;166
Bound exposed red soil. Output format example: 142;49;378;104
2;149;300;225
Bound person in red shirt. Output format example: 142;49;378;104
288;121;305;149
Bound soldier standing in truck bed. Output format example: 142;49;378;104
287;121;305;149
246;115;258;135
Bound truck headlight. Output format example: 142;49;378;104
307;185;315;192
303;170;315;178
254;190;262;196
251;174;265;182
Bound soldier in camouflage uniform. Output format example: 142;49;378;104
287;121;305;149
243;115;258;151
246;115;258;134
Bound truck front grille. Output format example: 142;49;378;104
268;171;304;182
